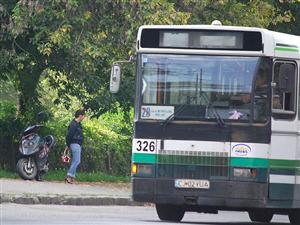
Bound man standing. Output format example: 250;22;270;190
65;109;86;184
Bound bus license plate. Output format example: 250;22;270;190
175;179;210;189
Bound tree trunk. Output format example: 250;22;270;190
16;68;42;119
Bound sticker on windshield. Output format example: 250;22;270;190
142;56;148;63
141;105;174;120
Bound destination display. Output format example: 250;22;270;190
140;29;262;51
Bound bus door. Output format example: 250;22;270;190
269;60;298;200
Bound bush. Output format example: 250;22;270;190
0;101;22;170
47;107;133;176
0;100;133;176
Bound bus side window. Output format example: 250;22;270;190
272;61;297;119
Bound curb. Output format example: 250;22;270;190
0;194;145;206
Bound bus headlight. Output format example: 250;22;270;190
132;163;153;175
233;168;257;178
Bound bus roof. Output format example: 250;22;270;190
137;24;300;58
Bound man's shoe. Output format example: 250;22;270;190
65;176;73;184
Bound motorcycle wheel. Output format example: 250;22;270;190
16;158;37;180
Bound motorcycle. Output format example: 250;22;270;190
16;124;55;181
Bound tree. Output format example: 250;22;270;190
2;0;297;121
0;0;190;119
270;0;300;35
174;0;288;28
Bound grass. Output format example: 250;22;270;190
46;169;130;182
0;170;19;179
0;169;130;183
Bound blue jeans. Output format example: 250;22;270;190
67;144;81;178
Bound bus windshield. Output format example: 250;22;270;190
140;54;270;123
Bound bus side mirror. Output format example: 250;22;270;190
110;64;121;93
278;64;295;92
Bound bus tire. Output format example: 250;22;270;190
248;210;273;223
288;210;300;224
156;204;185;222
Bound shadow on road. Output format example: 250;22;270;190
142;220;289;225
180;222;289;225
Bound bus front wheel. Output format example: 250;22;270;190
289;210;300;224
156;204;185;222
248;210;273;223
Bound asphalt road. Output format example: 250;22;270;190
1;203;290;225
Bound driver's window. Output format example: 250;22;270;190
253;60;270;123
272;61;297;119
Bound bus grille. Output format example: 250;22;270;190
156;150;229;179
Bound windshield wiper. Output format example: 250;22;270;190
201;93;226;128
208;103;226;128
161;104;187;127
160;94;226;128
196;69;226;128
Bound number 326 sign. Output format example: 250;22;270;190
132;139;159;154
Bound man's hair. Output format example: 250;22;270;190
75;109;85;118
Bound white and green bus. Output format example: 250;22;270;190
110;22;300;224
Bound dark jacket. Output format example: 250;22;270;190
66;119;84;147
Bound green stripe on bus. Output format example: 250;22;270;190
132;153;156;163
157;155;228;165
274;47;299;52
270;168;296;175
230;157;269;168
270;159;300;169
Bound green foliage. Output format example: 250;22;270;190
269;1;300;35
0;101;16;122
0;76;133;175
176;0;291;28
44;104;133;176
0;169;19;179
0;0;299;119
0;97;133;175
0;0;191;118
33;77;132;175
0;80;18;103
0;101;21;170
46;169;130;182
0;169;130;182
0;101;22;143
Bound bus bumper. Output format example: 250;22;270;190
132;177;268;210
